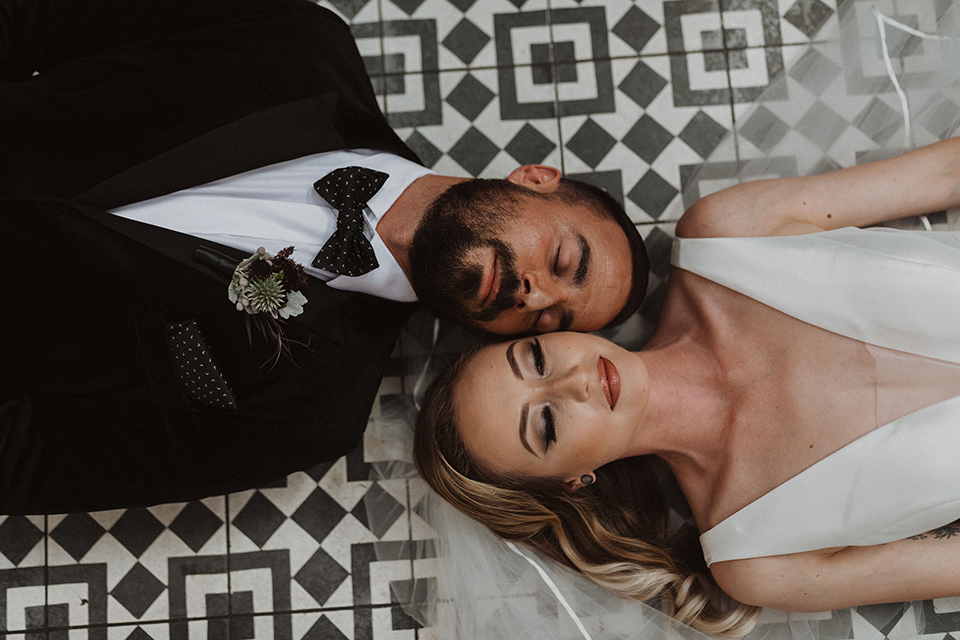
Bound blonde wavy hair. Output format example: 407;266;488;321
414;348;761;638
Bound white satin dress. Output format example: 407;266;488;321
671;227;960;566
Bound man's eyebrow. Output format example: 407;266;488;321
506;341;523;379
573;234;590;287
519;403;536;455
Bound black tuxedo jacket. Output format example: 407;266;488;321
0;0;420;514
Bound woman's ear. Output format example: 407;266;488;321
507;165;562;193
565;473;596;491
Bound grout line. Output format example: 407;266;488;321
43;515;49;633
25;602;407;635
224;495;233;635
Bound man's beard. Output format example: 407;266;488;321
409;187;522;324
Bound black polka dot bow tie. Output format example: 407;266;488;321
312;166;389;276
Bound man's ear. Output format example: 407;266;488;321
507;165;562;194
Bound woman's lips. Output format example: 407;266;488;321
480;253;500;307
598;356;620;410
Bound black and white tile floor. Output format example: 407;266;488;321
4;0;960;638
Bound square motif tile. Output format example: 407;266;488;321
0;565;46;634
315;1;386;95
380;0;549;71
838;0;952;95
559;54;733;223
42;501;227;626
730;41;901;173
388;67;563;178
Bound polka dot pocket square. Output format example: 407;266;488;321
165;319;238;410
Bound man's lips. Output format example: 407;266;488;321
480;253;500;307
598;356;620;410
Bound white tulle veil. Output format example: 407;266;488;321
366;2;960;638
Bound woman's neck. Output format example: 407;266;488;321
631;333;733;480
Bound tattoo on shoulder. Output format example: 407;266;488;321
908;520;960;541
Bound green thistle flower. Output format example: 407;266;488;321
247;273;286;316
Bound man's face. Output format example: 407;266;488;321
411;171;632;335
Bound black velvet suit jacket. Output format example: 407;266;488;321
0;0;420;514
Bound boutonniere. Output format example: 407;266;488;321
228;246;309;366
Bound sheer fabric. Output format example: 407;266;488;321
367;2;960;638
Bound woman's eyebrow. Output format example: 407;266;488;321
519;404;536;456
506;341;523;379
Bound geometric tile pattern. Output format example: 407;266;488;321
5;1;960;640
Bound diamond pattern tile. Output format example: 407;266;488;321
0;517;44;567
168;502;223;553
784;0;834;39
612;5;661;53
232;492;286;548
50;514;105;562
505;123;557;165
110;563;165;619
442;17;490;64
109;509;164;558
444;73;494;120
565;117;617;168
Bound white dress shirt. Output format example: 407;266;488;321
110;149;432;302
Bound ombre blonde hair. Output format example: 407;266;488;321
414;348;761;638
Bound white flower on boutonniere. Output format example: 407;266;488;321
228;246;309;366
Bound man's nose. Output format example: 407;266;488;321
517;272;560;311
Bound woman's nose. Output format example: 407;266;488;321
556;365;590;402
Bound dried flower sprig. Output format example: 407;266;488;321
228;246;309;366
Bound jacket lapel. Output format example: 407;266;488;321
77;93;345;210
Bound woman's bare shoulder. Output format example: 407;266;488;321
676;181;821;239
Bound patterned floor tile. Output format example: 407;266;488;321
42;501;228;626
0;565;47;634
315;0;386;95
558;54;733;223
294;610;354;640
106;622;171;640
0;516;45;570
386;67;564;178
380;0;550;72
549;0;668;56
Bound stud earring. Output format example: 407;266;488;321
580;474;594;486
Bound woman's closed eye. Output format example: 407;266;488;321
542;405;557;451
529;339;557;450
531;337;545;375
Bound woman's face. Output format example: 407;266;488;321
454;332;648;486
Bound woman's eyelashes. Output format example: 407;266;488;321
529;339;557;451
542;406;557;451
531;337;545;375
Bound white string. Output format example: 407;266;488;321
412;317;442;410
874;8;914;152
874;7;955;231
504;541;595;640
